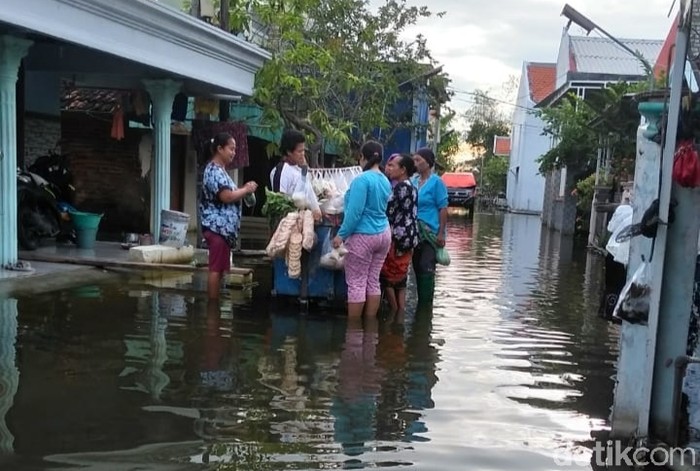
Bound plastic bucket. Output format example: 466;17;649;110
75;229;98;250
70;211;103;249
159;209;190;248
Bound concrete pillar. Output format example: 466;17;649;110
610;98;664;439
143;79;181;239
611;13;689;441
647;20;697;442
0;299;19;455
0;36;32;268
650;183;700;442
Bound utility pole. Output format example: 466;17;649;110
610;2;697;445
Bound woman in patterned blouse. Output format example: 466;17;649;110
380;153;419;315
199;132;258;300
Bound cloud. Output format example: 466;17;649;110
389;0;676;123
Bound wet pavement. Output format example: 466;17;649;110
0;212;624;470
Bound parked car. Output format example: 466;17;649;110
441;172;477;216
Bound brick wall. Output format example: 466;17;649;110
61;112;150;237
24;114;61;167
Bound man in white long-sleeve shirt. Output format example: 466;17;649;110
269;129;322;220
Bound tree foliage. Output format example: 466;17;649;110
483;155;508;194
435;107;460;171
464;90;510;192
464;90;510;155
216;0;448;166
535;82;642;178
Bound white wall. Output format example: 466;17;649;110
506;63;550;214
555;30;570;90
507;64;530;209
511;113;549;213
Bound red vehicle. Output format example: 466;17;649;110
441;172;477;216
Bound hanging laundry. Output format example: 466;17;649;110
131;90;149;116
194;97;220;118
128;89;150;126
190;120;250;169
111;106;125;141
214;121;249;169
171;93;188;122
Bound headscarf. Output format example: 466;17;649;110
415;147;436;168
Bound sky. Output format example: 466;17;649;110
388;0;677;126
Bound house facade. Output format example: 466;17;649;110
537;30;663;235
0;0;270;269
506;62;556;214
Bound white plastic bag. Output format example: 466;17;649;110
606;204;633;266
291;171;310;209
325;194;345;215
319;232;347;270
613;260;651;325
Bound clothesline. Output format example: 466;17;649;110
307;166;362;178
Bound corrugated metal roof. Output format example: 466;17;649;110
570;36;663;76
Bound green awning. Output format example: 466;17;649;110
229;103;342;155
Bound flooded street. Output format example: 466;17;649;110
0;212;621;470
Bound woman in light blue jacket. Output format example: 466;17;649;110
332;141;392;318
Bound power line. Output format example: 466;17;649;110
447;88;538;112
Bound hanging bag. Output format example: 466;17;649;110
418;221;450;266
672;139;700;188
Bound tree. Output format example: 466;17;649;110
535;82;641;179
483;154;508;194
464;90;510;192
219;0;448;167
435;107;461;172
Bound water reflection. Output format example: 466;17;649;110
332;316;382;459
1;213;623;470
121;292;177;401
501;214;542;301
0;298;18;457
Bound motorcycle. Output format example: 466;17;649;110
17;152;77;250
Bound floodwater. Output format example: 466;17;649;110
0;212;623;471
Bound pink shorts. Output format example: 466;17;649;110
203;230;231;273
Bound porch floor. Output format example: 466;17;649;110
16;241;260;274
20;241;135;267
0;259;91;281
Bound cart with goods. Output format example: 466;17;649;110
262;166;362;306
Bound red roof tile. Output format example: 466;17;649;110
61;86;127;113
526;63;557;104
493;135;510;156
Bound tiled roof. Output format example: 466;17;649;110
493;135;510;156
569;36;664;76
526;62;556;104
61;87;127;113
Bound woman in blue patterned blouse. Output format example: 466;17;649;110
199;132;258;300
